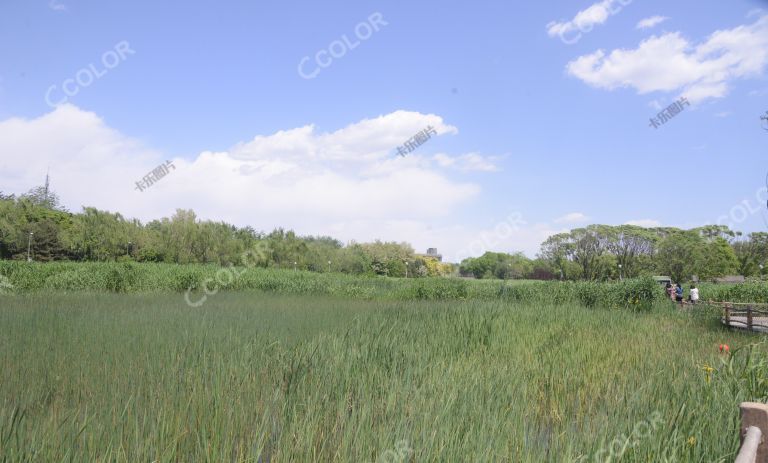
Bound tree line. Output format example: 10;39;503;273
2;182;766;282
0;184;452;277
460;224;766;283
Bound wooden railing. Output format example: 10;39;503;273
709;302;768;332
736;403;768;463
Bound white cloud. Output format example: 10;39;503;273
546;0;630;42
713;110;732;118
48;0;66;11
554;212;590;224
359;151;500;176
431;152;499;172
567;14;768;103
625;219;662;227
636;15;668;30
0;105;513;259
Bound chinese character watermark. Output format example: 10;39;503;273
395;126;437;157
134;160;176;192
761;111;768;131
649;97;690;129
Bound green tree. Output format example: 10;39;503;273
65;207;131;261
700;237;739;279
569;226;606;281
459;252;533;280
601;225;657;278
732;232;768;277
539;233;572;279
656;231;704;283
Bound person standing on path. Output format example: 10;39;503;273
689;285;699;305
675;283;684;306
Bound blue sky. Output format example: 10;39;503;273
1;0;768;260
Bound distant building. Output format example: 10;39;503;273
713;275;746;284
418;248;442;262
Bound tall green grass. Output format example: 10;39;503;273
0;292;764;461
0;261;677;309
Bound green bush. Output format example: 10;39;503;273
701;282;768;304
406;278;469;300
498;282;549;303
574;281;604;308
105;262;139;293
173;267;205;292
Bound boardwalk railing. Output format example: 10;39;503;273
736;403;768;463
710;302;768;332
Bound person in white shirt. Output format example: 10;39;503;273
689;285;700;304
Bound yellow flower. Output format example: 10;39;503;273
701;365;714;384
687;436;696;447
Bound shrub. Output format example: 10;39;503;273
575;282;603;308
0;262;676;311
105;262;139;293
172;267;205;292
407;278;468;300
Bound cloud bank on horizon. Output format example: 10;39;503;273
0;103;688;260
0;105;566;260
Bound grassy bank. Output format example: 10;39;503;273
0;261;679;309
3;260;767;310
0;292;765;461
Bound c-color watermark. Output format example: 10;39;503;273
184;243;269;307
548;0;633;45
0;275;13;294
715;182;768;231
592;411;665;462
366;440;412;463
298;12;387;80
45;41;135;107
454;212;526;263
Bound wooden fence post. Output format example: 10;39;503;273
725;304;731;327
748;306;754;331
739;402;768;463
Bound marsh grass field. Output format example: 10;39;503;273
1;288;767;462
